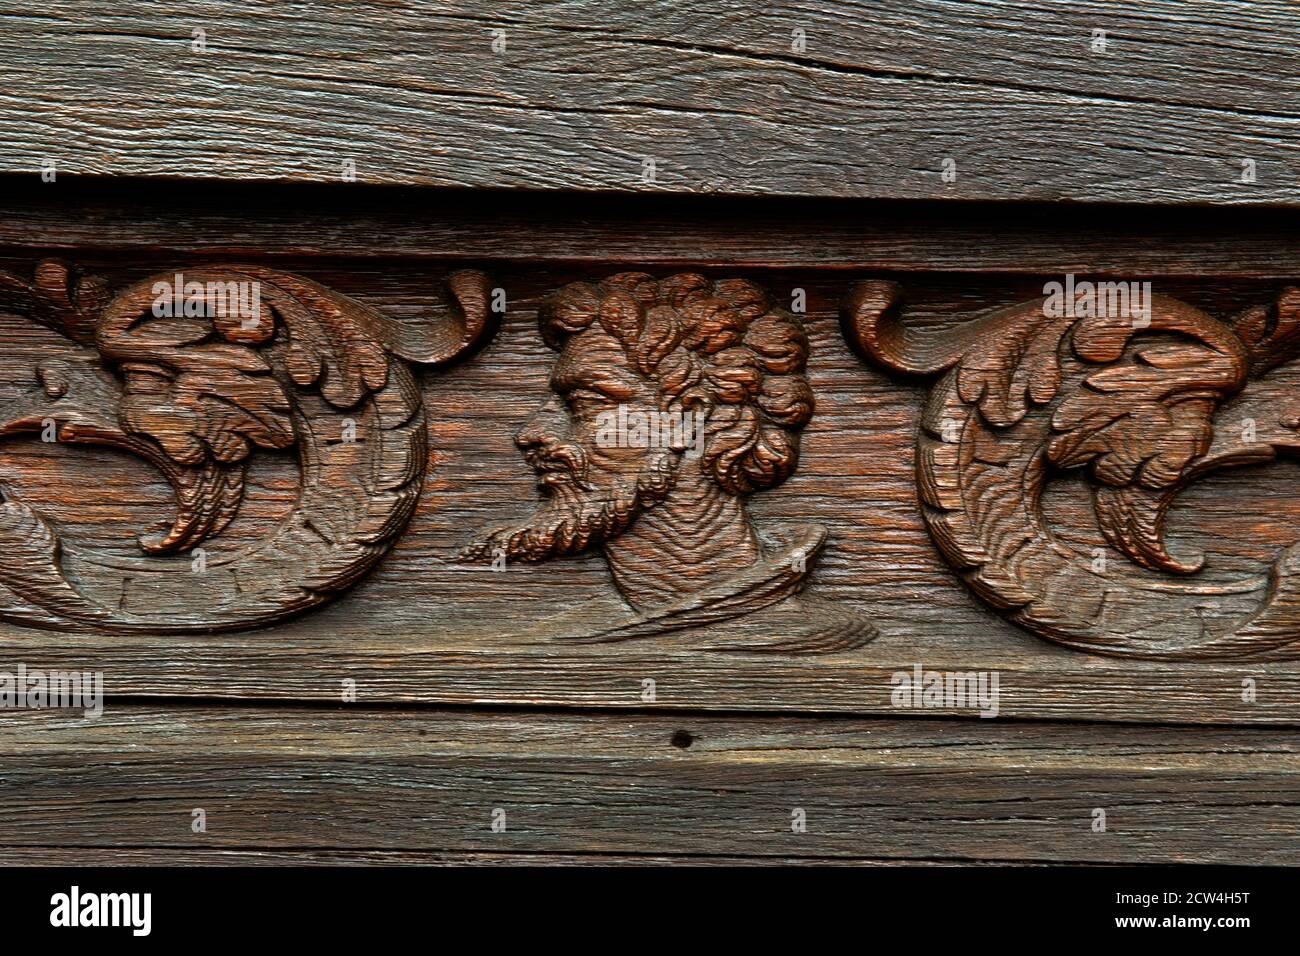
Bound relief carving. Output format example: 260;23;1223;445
10;256;1294;661
845;279;1300;660
461;272;877;652
0;260;494;632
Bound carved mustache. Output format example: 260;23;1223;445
523;440;590;491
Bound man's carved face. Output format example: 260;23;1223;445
483;323;679;561
462;273;813;564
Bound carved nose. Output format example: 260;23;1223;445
515;397;564;450
514;416;545;451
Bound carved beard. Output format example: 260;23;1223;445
460;443;677;563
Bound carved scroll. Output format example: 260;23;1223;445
845;280;1300;660
0;260;495;632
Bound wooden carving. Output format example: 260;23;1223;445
460;272;877;652
11;257;1297;662
0;260;494;632
844;279;1300;660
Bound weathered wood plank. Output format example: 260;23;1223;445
0;847;1004;866
1;706;1294;864
3;1;1298;204
8;184;1300;277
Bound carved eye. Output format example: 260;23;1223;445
565;388;611;418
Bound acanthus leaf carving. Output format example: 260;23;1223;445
10;257;1300;661
0;259;497;633
845;279;1300;660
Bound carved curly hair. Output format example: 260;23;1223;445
540;272;814;496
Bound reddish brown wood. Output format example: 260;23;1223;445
1;223;1298;724
847;280;1300;659
0;259;494;631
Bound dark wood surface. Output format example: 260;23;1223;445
7;184;1300;276
3;2;1300;204
3;705;1295;865
2;190;1299;727
4;62;1300;864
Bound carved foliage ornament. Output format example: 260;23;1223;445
3;260;1297;662
0;260;495;632
844;280;1300;660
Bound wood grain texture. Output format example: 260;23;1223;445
12;184;1300;277
1;705;1295;864
1;251;1299;723
2;1;1298;204
5;4;1297;870
3;848;1016;866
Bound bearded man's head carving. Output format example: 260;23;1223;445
463;272;819;613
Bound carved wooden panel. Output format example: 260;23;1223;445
1;189;1299;733
5;0;1299;876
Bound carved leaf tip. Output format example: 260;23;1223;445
1232;285;1300;373
841;280;909;371
1094;484;1205;576
360;269;498;368
0;258;103;345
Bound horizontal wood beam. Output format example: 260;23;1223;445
5;182;1300;276
0;705;1295;863
2;1;1297;204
